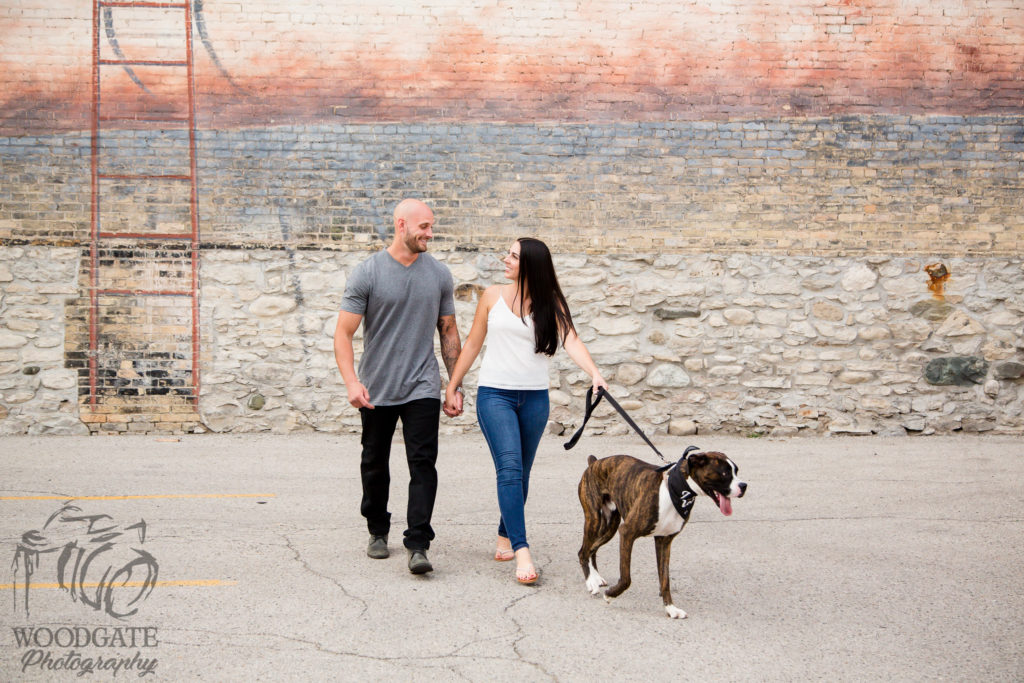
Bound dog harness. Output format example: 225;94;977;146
666;462;697;521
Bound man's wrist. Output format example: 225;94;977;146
454;386;463;394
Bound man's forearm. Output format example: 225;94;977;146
335;340;359;386
437;315;462;381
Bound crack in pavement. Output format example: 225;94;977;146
726;516;1024;524
270;534;558;676
281;532;369;618
159;627;547;676
501;576;558;681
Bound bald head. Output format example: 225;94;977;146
391;198;435;259
394;198;432;223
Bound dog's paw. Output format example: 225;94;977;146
664;604;687;619
585;572;605;595
603;593;615;604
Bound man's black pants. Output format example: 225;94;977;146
359;398;440;551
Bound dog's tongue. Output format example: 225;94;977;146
718;494;733;516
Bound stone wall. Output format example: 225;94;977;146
2;246;1022;437
0;247;86;434
175;249;1024;436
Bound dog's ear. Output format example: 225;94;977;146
675;456;690;477
682;449;708;473
677;446;697;476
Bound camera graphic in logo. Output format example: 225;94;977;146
11;503;159;619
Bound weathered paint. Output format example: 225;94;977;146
2;0;1022;134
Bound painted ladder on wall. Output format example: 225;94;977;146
89;0;200;409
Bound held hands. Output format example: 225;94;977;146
443;386;464;418
349;379;463;416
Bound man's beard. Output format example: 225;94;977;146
405;234;428;253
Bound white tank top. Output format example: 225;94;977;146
478;296;550;390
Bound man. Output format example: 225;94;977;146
334;198;463;575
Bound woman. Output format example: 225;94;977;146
444;237;608;585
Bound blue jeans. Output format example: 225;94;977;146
476;386;550;552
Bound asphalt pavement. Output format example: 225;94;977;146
1;431;1022;681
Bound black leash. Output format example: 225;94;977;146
563;387;670;465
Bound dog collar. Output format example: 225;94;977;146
666;463;696;521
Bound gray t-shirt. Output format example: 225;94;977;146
340;250;456;406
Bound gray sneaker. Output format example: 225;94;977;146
367;535;389;559
407;549;433;575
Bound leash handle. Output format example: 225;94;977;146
562;386;604;451
563;387;668;463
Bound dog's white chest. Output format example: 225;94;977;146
652;480;686;537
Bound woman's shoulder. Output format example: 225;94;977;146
470;284;500;313
481;284;504;302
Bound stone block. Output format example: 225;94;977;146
648;364;691;388
250;295;299;317
750;276;801;296
614;363;646;386
668;418;697;436
924;356;988;385
590;316;642;336
910;299;954;322
0;331;27;348
841;264;878;291
812;301;844;322
653;308;700;320
936;310;985;337
723;308;755;325
993;361;1024;380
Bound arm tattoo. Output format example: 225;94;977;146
437;315;462;379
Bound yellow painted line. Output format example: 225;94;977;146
0;493;275;501
0;579;237;590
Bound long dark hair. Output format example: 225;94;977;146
512;237;575;356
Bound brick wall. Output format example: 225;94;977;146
0;1;1021;435
3;0;1022;132
5;119;1023;254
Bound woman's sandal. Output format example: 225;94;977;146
516;565;539;585
494;547;515;562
